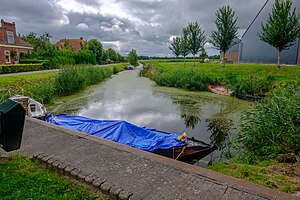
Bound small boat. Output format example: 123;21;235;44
10;95;47;119
234;93;266;102
127;65;135;70
46;114;217;164
208;84;233;96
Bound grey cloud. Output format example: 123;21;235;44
0;0;267;56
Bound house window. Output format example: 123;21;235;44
5;51;11;63
7;31;14;44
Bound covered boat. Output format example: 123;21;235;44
208;84;233;96
10;95;47;119
46;114;216;164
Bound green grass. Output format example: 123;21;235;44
207;161;300;194
148;60;300;81
0;154;98;200
0;64;126;103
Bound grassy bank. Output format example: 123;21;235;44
0;64;126;103
142;60;300;195
141;61;300;95
0;154;98;199
207;161;300;194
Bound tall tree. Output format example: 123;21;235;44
128;49;138;66
186;22;206;66
210;6;238;67
259;0;300;68
180;27;190;65
87;39;103;64
169;36;181;63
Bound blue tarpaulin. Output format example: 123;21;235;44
46;114;186;152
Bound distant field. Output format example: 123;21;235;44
148;60;300;82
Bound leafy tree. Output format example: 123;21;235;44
186;22;206;66
259;0;300;68
106;48;118;62
210;6;238;67
21;32;56;58
199;47;208;63
169;36;181;62
87;39;103;64
128;49;138;66
74;50;96;64
180;27;190;65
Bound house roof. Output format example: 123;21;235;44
55;38;86;52
16;37;33;47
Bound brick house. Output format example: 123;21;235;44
0;19;34;64
55;37;86;52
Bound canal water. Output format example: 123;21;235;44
48;68;250;164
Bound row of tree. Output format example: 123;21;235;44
20;33;126;66
170;0;300;67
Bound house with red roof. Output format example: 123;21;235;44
0;19;34;64
55;37;86;52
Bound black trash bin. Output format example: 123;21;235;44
0;99;26;152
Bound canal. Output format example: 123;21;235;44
48;67;250;163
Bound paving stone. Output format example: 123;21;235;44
100;182;112;195
92;178;106;188
14;118;296;200
64;165;75;174
85;175;95;184
70;168;81;177
119;190;133;200
109;186;123;200
78;171;88;180
52;160;60;168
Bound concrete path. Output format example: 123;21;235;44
1;118;298;200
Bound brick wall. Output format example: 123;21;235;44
0;47;32;64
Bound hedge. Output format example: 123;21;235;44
0;64;45;74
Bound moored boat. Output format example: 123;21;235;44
208;84;233;96
10;95;47;119
46;114;217;164
233;93;266;102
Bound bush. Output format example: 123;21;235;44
232;76;274;95
74;50;96;65
25;80;55;104
237;83;300;163
54;67;85;96
0;64;44;74
151;69;213;91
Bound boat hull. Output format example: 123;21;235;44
154;138;217;164
208;85;233;95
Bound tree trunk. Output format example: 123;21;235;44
222;51;226;67
277;49;281;68
193;54;196;66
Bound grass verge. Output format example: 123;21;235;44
0;154;98;200
207;161;300;194
0;64;126;103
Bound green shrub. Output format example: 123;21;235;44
237;83;300;163
152;69;213;91
74;50;96;65
232;76;274;95
0;64;44;74
54;67;85;96
25;80;55;104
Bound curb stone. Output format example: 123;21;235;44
35;155;130;199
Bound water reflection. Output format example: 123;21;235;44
48;70;247;162
206;114;233;149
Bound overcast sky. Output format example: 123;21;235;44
0;0;266;56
